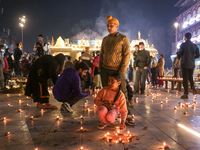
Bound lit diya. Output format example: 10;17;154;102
1;117;6;120
164;142;169;149
4;132;10;136
103;131;136;143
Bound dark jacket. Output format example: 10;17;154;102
53;68;90;100
7;53;13;69
135;49;150;68
133;51;138;69
14;48;22;61
177;40;199;69
151;67;158;80
25;54;65;97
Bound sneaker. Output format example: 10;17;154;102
192;87;197;95
110;122;119;128
61;102;73;113
181;94;188;99
125;117;136;126
97;122;107;129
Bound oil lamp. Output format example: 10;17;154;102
164;142;169;149
4;132;10;136
1;117;6;120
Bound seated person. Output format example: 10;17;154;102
93;72;127;130
53;62;92;112
81;71;96;91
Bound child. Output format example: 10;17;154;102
151;63;158;87
93;72;127;130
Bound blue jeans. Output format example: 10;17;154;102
135;68;147;92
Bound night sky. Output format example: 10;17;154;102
1;0;179;52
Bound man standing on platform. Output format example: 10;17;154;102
134;42;150;94
176;33;199;99
99;15;135;126
33;34;48;59
14;43;22;76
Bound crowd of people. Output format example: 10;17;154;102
128;43;165;93
1;15;199;131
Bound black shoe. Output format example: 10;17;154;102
192;87;197;95
140;91;144;94
125;117;136;126
181;94;188;99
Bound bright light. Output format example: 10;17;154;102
19;15;26;27
21;18;25;23
178;124;200;138
174;22;179;28
19;23;24;27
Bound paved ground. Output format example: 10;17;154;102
0;86;200;150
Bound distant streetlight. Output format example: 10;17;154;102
19;16;26;52
174;22;179;53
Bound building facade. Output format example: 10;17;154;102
175;0;200;50
50;30;158;61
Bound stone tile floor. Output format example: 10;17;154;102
0;87;200;150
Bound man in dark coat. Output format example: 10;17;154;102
134;42;150;94
14;43;22;76
176;33;199;99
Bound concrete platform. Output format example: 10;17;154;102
0;87;200;150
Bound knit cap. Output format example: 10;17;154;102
107;15;119;26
